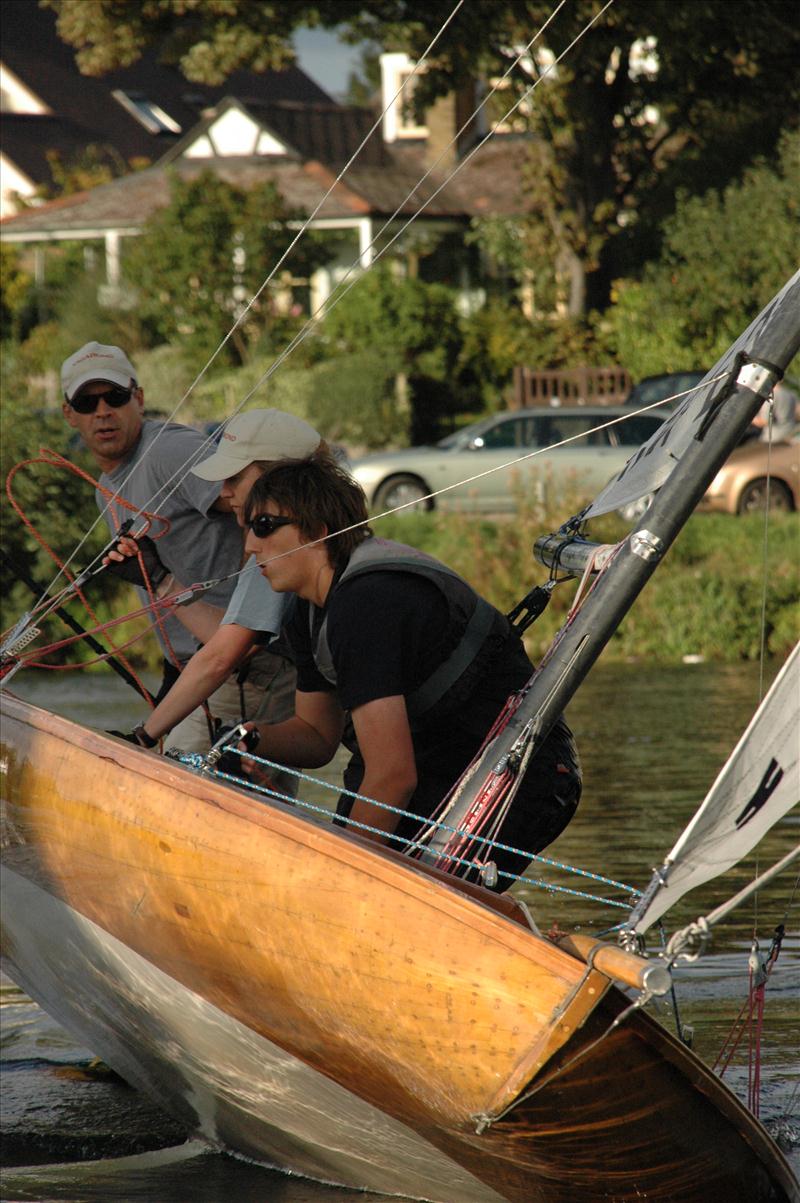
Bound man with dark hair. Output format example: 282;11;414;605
240;455;581;891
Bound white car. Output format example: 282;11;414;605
351;406;666;514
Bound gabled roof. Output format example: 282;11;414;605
158;96;389;169
1;0;334;184
0;151;475;241
0;129;538;243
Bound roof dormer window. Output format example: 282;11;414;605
381;53;428;143
112;90;181;135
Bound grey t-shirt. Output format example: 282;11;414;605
98;420;243;662
223;555;286;635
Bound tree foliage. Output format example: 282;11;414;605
44;0;800;314
607;129;800;377
124;171;323;363
0;246;32;343
42;0;362;84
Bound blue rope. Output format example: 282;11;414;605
177;747;641;910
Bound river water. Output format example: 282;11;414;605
2;661;798;1200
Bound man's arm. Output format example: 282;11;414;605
104;534;225;643
346;695;417;844
246;690;344;769
155;574;225;644
140;622;256;740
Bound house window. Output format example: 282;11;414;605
112;90;181;135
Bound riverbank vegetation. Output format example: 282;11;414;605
375;506;799;665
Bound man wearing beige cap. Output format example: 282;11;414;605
61;340;320;757
126;407;326;759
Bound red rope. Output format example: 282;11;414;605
713;925;785;1120
4;450;180;702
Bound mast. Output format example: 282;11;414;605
426;273;800;863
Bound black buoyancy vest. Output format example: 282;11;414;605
312;538;504;720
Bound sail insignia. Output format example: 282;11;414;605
630;642;800;934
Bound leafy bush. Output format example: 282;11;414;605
323;266;463;441
457;301;614;411
125;171;324;364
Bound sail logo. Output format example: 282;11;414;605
735;758;784;828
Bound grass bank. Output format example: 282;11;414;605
373;507;799;664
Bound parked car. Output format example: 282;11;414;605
350;406;666;514
624;371;708;411
700;429;799;514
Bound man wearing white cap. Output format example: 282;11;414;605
61;340;320;756
126;407;325;758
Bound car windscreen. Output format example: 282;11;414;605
615;414;665;445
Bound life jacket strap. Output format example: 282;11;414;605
406;596;496;719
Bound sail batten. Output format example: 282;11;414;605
631;642;800;934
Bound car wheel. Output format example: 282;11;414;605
617;493;654;523
373;474;433;513
736;478;794;514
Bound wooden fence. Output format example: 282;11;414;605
512;365;632;409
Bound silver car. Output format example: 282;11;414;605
351;406;666;513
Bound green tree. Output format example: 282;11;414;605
324;265;462;442
45;1;800;315
607;129;800;377
43;0;354;83
0;246;32;343
124;171;323;364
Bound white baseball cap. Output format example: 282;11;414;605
191;409;322;480
61;341;137;400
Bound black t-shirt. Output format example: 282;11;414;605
286;567;581;873
287;570;534;798
291;573;453;708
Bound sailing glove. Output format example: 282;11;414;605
105;535;168;589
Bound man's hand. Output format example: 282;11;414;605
103;534;168;588
106;724;156;748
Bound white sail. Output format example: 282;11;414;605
633;642;800;934
586;270;800;518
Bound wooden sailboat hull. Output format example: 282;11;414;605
1;694;796;1202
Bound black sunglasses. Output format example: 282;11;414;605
248;514;296;538
69;386;134;415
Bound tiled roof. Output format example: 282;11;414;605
0;114;106;185
0;132;535;239
449;136;536;216
234;100;389;168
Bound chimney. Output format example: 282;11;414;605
381;52;481;168
424;84;480;170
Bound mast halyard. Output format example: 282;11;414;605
422;271;800;871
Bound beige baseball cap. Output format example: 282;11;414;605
61;341;137;400
191;408;321;480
